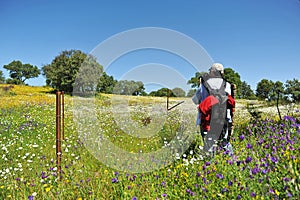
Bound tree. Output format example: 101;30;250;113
256;79;274;100
97;72;117;94
0;70;5;83
285;78;300;102
172;87;186;97
223;68;242;98
187;71;206;88
270;81;284;101
3;60;40;85
113;80;145;96
42;50;103;93
186;89;196;97
149;88;175;97
188;68;243;98
239;81;256;99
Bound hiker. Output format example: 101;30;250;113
192;63;235;155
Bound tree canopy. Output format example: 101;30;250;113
0;70;5;83
42;50;103;94
188;67;244;98
97;72;117;94
113;80;145;96
285;78;300;102
3;60;40;85
187;71;206;88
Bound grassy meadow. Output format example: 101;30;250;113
0;84;300;199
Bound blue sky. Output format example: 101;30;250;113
1;0;300;92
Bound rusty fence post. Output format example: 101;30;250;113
56;91;62;178
61;91;65;140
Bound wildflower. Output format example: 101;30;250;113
271;157;278;163
112;178;118;183
246;143;252;149
222;188;228;193
239;135;245;141
28;196;34;200
132;196;137;200
250;192;256;197
216;173;224;179
245;156;252;163
162;193;167;197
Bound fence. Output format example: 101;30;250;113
56;91;64;177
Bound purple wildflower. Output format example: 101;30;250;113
250;192;256;197
246;143;252;149
222;188;228;193
251;167;260;175
239;135;245;141
216;173;224;179
112;178;118;183
162;193;167;197
28;196;34;200
245;156;252;163
132;196;137;200
271;157;278;163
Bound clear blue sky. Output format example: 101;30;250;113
1;0;300;92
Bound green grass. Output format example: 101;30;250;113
0;85;300;199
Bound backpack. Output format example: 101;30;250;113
198;70;235;152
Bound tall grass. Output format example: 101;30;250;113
0;85;299;199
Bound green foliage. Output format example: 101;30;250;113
149;87;175;97
0;91;300;199
3;60;40;84
256;79;286;101
113;80;145;95
97;72;117;94
0;70;5;83
186;89;196;97
187;71;206;88
240;81;256;99
223;68;243;98
42;50;103;94
256;79;274;100
285;78;300;102
172;87;186;97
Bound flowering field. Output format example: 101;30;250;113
0;84;300;199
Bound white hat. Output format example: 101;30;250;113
210;63;224;74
